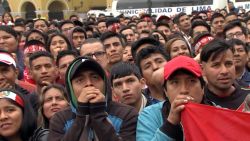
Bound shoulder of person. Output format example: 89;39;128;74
108;101;138;118
29;127;49;141
239;87;250;92
234;82;250;92
52;107;74;120
15;83;30;95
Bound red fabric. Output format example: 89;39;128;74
181;103;250;141
17;80;36;93
109;23;121;32
237;103;245;112
23;67;36;85
23;45;46;54
194;36;214;54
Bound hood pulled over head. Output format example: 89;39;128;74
65;56;110;111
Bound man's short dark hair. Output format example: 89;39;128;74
198;11;207;15
225;12;237;18
136;45;168;73
211;13;225;23
191;16;203;23
190;20;211;37
25;29;48;43
106;18;119;27
47;29;61;36
14;21;25;28
131;37;161;60
136;20;147;26
119;26;134;34
59;20;74;31
69;14;78;20
29;51;54;67
49;21;59;28
85;21;95;26
223;20;247;36
56;50;78;66
226;38;247;53
0;25;18;39
72;26;87;38
200;39;234;62
100;31;125;47
34;19;49;27
173;12;187;25
97;19;106;25
14;18;25;25
80;38;103;52
120;33;128;46
110;62;142;85
84;37;102;44
23;40;46;50
140;30;150;35
85;26;93;32
244;16;250;24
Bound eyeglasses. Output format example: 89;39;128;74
84;51;106;58
226;32;244;39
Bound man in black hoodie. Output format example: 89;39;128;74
48;56;138;141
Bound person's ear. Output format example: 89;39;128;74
139;78;146;88
28;68;34;79
201;63;206;77
54;65;59;74
162;80;169;97
14;67;19;77
111;88;120;102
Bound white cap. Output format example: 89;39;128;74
0;52;16;68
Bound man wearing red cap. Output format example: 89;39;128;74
136;55;211;141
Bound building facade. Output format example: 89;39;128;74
6;0;108;20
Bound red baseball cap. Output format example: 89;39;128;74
164;56;202;80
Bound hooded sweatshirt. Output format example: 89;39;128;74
67;27;87;50
48;57;138;141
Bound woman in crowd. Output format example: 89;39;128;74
38;84;69;129
123;45;133;63
1;12;14;25
165;37;192;59
0;89;48;141
46;33;73;59
0;25;24;79
25;29;48;45
149;30;167;45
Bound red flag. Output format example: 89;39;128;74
181;103;250;141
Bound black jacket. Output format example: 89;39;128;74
29;127;49;141
204;83;249;110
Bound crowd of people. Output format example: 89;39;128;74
0;2;250;141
